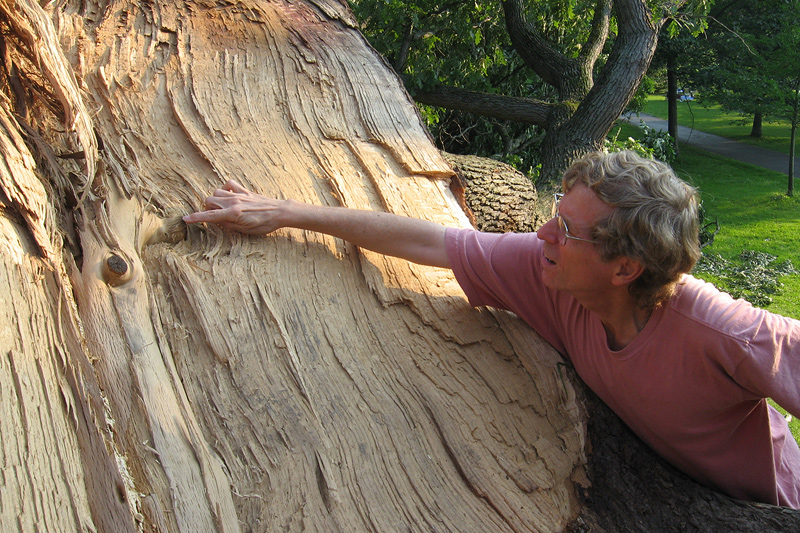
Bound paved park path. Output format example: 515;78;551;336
627;113;799;176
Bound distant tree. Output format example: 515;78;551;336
353;0;710;183
686;0;800;193
767;2;800;195
649;29;703;154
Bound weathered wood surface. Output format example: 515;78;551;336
1;0;588;530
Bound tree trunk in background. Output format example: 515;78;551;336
751;111;764;138
667;52;680;155
789;120;796;196
1;1;800;531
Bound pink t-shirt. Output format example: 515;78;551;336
446;227;800;508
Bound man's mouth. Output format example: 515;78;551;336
544;254;557;266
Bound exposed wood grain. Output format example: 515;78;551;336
1;0;588;530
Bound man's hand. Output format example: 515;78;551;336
183;180;288;235
184;180;452;269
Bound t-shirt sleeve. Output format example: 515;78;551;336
733;309;800;418
682;278;800;418
445;227;566;351
445;227;543;309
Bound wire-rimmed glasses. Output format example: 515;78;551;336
552;193;598;245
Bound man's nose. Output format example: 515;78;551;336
536;217;560;244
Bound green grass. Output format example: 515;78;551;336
611;121;800;442
641;94;795;156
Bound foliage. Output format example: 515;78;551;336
687;1;781;116
696;202;718;248
672;0;800;185
694;251;797;307
350;0;549;170
351;0;520;96
627;75;657;115
605;121;676;164
422;108;545;173
350;0;581;169
351;0;713;179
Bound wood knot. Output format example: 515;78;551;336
103;252;132;286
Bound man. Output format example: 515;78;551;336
184;150;800;508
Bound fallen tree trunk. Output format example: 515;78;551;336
0;0;798;531
1;1;585;530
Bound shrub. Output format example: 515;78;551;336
605;121;676;164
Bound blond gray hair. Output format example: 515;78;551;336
562;150;701;308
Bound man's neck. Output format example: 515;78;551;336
579;291;651;351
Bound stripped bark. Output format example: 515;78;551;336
0;1;587;530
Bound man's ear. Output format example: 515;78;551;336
611;257;645;287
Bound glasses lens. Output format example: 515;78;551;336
557;216;567;245
552;193;561;218
552;194;566;245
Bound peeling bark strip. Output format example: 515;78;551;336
1;0;587;531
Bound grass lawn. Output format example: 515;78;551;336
641;95;796;156
611;121;800;441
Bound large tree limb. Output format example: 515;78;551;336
501;0;611;100
501;0;577;93
414;85;555;126
582;0;613;68
571;0;661;141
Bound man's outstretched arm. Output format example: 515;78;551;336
183;180;451;269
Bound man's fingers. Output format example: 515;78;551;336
211;188;238;199
204;196;228;210
223;179;249;194
183;208;229;224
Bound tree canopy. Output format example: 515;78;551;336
353;0;711;182
661;0;800;191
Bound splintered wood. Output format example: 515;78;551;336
1;0;587;531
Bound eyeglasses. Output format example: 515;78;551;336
551;193;598;245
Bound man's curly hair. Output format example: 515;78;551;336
562;151;701;309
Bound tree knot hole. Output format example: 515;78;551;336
103;252;133;286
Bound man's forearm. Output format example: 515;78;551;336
280;200;451;268
183;180;452;268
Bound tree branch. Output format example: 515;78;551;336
580;0;613;67
413;85;555;126
501;0;575;92
571;0;660;140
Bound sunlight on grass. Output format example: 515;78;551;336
670;147;800;271
641;95;795;155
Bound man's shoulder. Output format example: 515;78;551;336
669;274;798;341
447;228;542;260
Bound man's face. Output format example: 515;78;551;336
536;183;618;298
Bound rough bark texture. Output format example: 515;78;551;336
443;153;543;234
1;0;587;531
